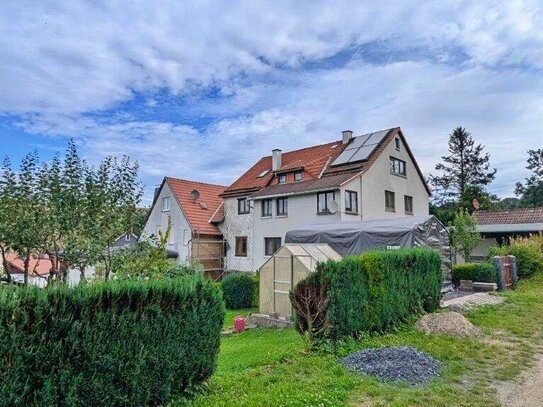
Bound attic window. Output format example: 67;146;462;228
294;171;303;182
395;138;401;150
257;169;270;178
162;197;171;212
278;174;287;184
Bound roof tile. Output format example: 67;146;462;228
166;177;226;235
474;208;543;225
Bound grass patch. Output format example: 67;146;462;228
177;276;543;407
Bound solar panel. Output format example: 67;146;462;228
363;129;390;147
331;128;391;167
331;147;359;165
349;143;379;163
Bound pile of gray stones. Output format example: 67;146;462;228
339;346;441;385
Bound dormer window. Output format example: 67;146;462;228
294;171;303;182
278;174;287;184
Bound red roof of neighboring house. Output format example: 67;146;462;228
165;177;226;235
4;252;52;276
474;208;543;225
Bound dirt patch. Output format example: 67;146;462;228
416;312;482;338
497;354;543;407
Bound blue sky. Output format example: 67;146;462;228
1;1;542;204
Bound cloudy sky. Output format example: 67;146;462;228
1;1;542;203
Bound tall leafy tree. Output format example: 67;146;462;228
450;208;482;261
430;127;497;205
0;158;18;282
515;149;543;207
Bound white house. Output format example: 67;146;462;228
142;177;226;278
214;127;431;271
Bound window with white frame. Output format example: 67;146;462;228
276;197;288;216
317;191;335;214
238;198;250;214
278;174;287;184
261;199;272;217
161;196;171;211
390;157;406;176
345;190;358;213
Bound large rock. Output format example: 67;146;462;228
416;312;482;338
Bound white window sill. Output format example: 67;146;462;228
276;215;288;218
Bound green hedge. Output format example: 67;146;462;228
0;275;224;406
452;262;496;286
221;272;255;309
291;248;442;343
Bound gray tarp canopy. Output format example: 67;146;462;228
285;215;452;285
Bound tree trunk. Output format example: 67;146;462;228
23;250;30;285
0;245;12;283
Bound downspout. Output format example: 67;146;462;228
359;174;363;221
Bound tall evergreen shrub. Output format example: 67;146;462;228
221;272;255;309
0;275;224;406
291;248;442;343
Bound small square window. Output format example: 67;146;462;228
294;171;303;182
261;199;272;217
238;198;250;214
264;237;281;256
278;174;287;184
235;236;248;257
385;190;395;212
390;157;406;176
276;197;288;216
161;196;171;212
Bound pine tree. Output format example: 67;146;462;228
430;127;496;205
515;149;543;207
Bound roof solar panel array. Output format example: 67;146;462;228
331;129;391;167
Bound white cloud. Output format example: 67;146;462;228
2;0;543;201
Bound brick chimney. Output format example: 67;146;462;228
272;149;282;171
342;130;353;145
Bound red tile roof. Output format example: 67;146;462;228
4;252;52;276
222;140;348;197
474;208;543;225
208;202;225;223
165;177;226;235
223;127;431;198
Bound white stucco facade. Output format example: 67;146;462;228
218;196;255;271
359;135;430;220
142;182;192;262
244;135;430;270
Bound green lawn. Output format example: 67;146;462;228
177;276;543;407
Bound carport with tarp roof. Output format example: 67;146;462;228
285;215;452;289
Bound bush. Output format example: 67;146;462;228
452;262;496;286
291;248;442;344
221;272;255;309
488;236;543;279
0;275;224;406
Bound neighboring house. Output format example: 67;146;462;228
214;127;431;271
469;207;543;261
2;252;51;287
1;252;89;287
142;177;226;277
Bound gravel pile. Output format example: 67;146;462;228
339;347;441;385
416;312;482;338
